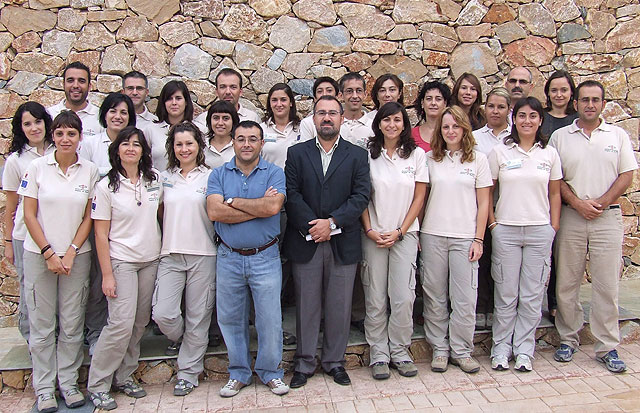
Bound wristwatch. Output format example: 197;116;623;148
70;243;80;254
225;197;234;206
328;217;337;230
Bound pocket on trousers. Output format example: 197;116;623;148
151;280;160;308
26;285;36;313
206;283;215;310
409;262;417;290
360;261;371;287
541;257;551;284
490;256;503;284
471;260;479;289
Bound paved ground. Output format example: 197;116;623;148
2;343;640;412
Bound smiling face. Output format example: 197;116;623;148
233;125;264;165
64;68;89;106
53;126;82;154
216;73;242;108
457;78;478;108
315;82;337;100
21;111;46;147
548;77;572;112
484;94;510;129
422;88;447;119
269;90;292;120
105;101;130;135
118;133;143;166
122;77;148;111
514;104;542;139
164;90;186;120
377;79;401;107
173;131;198;168
341;78;366;113
440;113;463;151
209;112;234;139
575;85;605;123
379;111;404;143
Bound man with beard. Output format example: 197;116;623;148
283;95;370;388
48;62;102;137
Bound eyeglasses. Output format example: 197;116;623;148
507;79;530;85
314;110;341;117
234;137;262;144
124;86;147;92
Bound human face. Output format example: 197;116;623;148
440;113;463;151
216;73;242;107
105;101;130;135
341;79;365;113
548;77;572;111
484;94;510;129
457;78;478;108
422;88;447;119
233;126;264;165
379;111;404;142
64;68;89;105
21;111;46;147
315;82;337;100
505;67;532;101
122;77;148;111
53;126;81;154
269;90;292;119
118;134;143;166
313;99;343;141
575;85;605;123
174;131;199;168
209;112;234;139
377;79;401;107
165;91;186;120
514;105;542;139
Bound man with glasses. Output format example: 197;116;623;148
284;96;370;388
122;71;157;129
338;72;374;149
504;66;533;110
550;80;637;373
206;120;289;397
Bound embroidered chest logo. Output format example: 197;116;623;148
196;186;207;195
604;145;619;154
537;161;552;172
402;166;416;175
460;168;476;177
74;184;89;193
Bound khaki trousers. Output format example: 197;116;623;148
23;251;91;395
362;232;418;365
555;206;623;357
88;258;158;393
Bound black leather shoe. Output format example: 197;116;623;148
283;331;297;345
326;367;351;385
290;371;312;388
208;334;222;348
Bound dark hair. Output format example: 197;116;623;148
451;72;485;130
122;71;148;88
51;110;83;135
106;126;157;193
9;102;53;155
166;121;207;171
313;77;339;97
369;102;416;160
155;80;193;124
414;81;452;123
338;72;365;93
99;93;136;129
313;95;344;113
544;70;576;114
576;79;605;101
507;97;548;149
372;74;404;109
431;106;476;164
215;68;243;88
234;120;264;140
206;100;240;143
62;61;90;81
265;83;300;127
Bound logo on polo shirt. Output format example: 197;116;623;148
537;161;552;172
402;166;416;175
75;184;89;193
20;174;28;188
196;186;207;195
460;168;476;177
604;145;619;154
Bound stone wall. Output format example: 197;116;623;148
0;0;639;326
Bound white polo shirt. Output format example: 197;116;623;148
260;119;301;169
473;124;511;156
489;141;562;226
48;100;103;138
136;106;157;130
2;144;55;240
142;121;170;172
422;150;493;238
299;114;317;142
204;139;234;169
79;131;112;176
193;103;262;132
340;113;374;149
160;166;216;256
91;173;162;262
550;119;638;201
18;152;99;255
368;147;428;233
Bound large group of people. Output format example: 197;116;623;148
2;60;636;413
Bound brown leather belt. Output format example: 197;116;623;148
220;237;278;256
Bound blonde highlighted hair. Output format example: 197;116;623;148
430;105;476;164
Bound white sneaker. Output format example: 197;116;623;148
515;354;532;372
219;379;249;397
491;355;509;371
266;378;289;396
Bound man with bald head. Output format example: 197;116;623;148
505;66;533;109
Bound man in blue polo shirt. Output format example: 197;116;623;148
206;120;289;397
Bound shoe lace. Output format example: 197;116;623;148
64;388;80;396
223;379;238;390
607;350;619;359
40;393;55;401
270;378;285;387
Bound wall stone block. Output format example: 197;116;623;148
482;3;516;24
132;42;169;77
57;8;87;32
159;21;198;48
456;0;488;26
0;6;57;36
248;0;291;18
74;22;115;51
12;52;64;76
269;16;310;53
543;0;581;22
450;43;498;79
557;23;592;44
220;4;268;44
392;0;446;24
29;0;70;9
127;0;178;24
369;55;427;84
201;38;235;57
518;3;557;38
337;3;395;38
182;0;224;20
308;26;351;53
7;72;47;95
12;32;42;53
292;0;336;26
116;17;158;42
605;16;640;52
42;30;76;58
281;53;321;78
101;44;132;75
503;36;557;68
352;39;397;55
338;52;373;72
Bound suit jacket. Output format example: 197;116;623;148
283;137;370;265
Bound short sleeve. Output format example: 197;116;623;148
2;154;22;191
268;164;287;198
475;152;493;188
88;164;100;199
618;129;638;173
17;162;39;199
78;135;93;161
299;117;315;142
487;148;500;180
414;147;429;183
91;180;112;221
549;147;563;181
207;166;224;197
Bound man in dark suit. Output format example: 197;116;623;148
283;95;370;387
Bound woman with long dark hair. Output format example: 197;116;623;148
143;80;194;171
367;74;404;123
487;97;561;372
412;81;451;152
260;83;301;169
2;102;54;342
451;73;486;130
152;122;216;397
421;106;492;375
20;111;99;412
361;102;427;380
87;126;162;410
542;70;577;138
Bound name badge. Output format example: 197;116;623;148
505;159;523;170
264;134;278;143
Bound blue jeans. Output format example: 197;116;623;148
216;243;283;384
